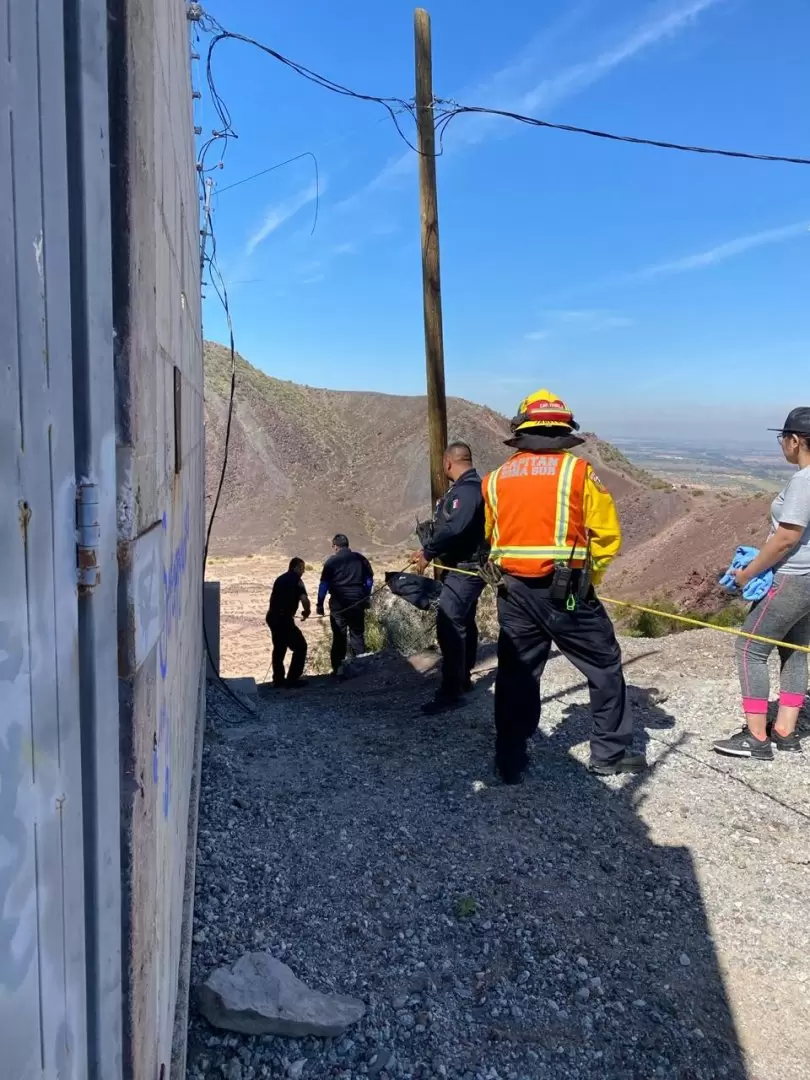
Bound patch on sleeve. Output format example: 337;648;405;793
451;498;460;510
589;470;608;493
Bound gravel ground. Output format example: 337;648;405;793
187;631;809;1080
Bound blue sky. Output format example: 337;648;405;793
198;0;809;441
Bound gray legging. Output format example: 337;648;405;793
736;572;810;711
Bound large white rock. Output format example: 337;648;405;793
197;953;366;1038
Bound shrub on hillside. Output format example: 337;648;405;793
706;601;749;628
627;600;684;638
625;597;749;639
307;631;333;675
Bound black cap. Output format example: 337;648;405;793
769;407;810;436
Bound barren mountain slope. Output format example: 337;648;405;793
603;491;771;610
204;342;765;605
204;342;683;556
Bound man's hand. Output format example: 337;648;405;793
315;606;325;618
409;550;430;575
300;608;311;622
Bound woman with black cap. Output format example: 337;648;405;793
714;408;810;760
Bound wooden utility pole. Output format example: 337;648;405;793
414;8;448;510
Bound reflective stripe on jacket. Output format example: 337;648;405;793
481;451;622;583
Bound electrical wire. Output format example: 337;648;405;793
215;111;400;200
433;104;810;167
199;14;423;155
197;11;810;169
216;151;316;195
216;150;320;236
198;203;255;716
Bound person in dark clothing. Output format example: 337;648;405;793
412;443;487;715
266;558;311;687
316;535;374;674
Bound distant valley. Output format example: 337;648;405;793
611;437;792;494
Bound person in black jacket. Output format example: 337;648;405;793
412;442;487;714
266;557;311;688
316;535;374;674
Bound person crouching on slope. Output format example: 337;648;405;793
481;389;646;785
714;407;810;760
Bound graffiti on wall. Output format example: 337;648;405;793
158;505;189;681
154;504;190;819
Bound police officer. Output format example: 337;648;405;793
316;534;374;674
481;389;646;783
266;557;311;688
412;442;487;715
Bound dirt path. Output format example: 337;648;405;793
187;632;809;1080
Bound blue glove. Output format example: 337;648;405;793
719;546;773;602
741;574;773;602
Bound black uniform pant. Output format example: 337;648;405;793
494;576;632;769
330;604;367;673
269;618;307;685
436;571;485;699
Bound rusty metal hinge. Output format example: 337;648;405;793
76;482;101;592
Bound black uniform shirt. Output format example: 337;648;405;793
319;549;374;610
423;468;487;567
267;570;309;622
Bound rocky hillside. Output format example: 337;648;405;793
204;341;768;606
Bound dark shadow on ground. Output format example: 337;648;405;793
555;685;675;761
189;646;748;1080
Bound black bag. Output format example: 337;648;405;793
385;571;443;611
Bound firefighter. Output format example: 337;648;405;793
411;442;488;714
482;389;646;784
316;534;374;674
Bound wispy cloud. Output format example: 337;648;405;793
517;0;723;118
245;180;323;256
540;219;810;306
333;153;414;214
527;309;634;336
338;0;723;209
630;220;810;280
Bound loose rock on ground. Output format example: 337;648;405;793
198;953;366;1038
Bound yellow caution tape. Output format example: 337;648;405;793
429;561;810;655
599;596;810;654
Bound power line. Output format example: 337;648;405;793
217;151;316;194
197;195;255;715
214;109;402;197
215;150;321;236
197;11;810;169
434;104;810;167
199;13;422;155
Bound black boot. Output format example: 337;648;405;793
587;750;647;775
494;750;528;786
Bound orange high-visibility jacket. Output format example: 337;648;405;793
481;451;622;584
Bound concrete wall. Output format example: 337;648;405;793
109;0;205;1077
